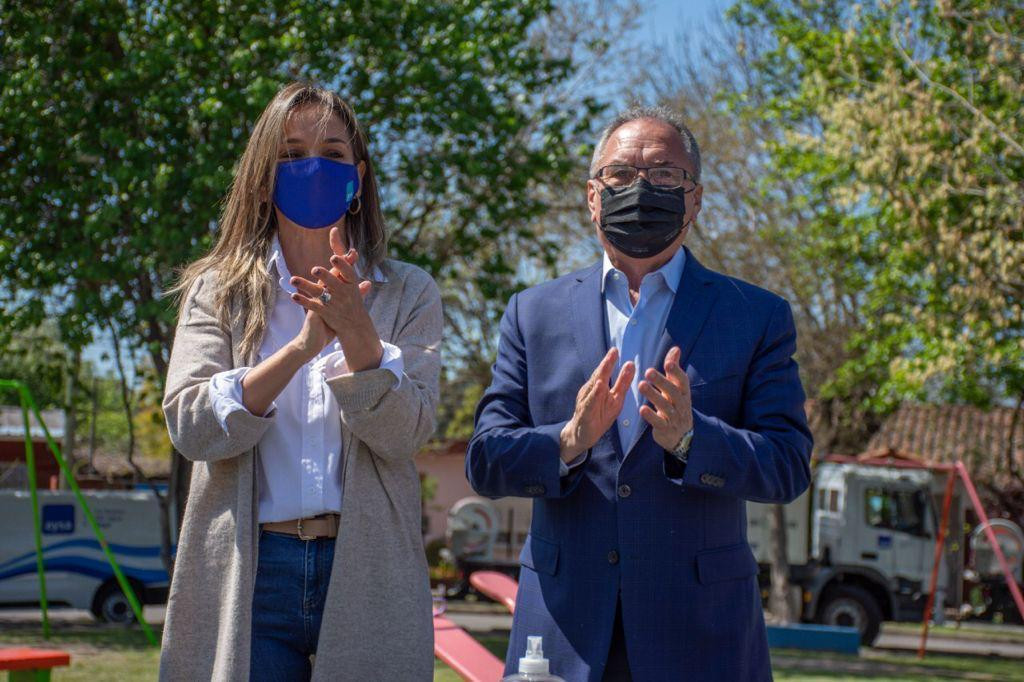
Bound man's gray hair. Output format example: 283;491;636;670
589;105;701;180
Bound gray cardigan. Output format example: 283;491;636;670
159;259;442;681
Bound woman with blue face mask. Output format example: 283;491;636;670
160;83;441;681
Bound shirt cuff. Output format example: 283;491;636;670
558;451;588;477
315;340;404;388
208;367;276;435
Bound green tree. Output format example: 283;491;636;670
647;12;880;454
651;1;1022;613
2;0;603;378
0;320;69;409
730;0;1023;416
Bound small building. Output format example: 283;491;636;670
0;406;65;489
416;439;532;556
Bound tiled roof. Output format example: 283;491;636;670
867;403;1024;482
0;405;64;440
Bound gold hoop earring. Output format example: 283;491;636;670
348;196;362;215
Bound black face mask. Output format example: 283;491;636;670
598;178;689;259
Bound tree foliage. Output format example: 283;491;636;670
0;0;614;399
730;0;1023;413
0;321;69;409
648;11;880;452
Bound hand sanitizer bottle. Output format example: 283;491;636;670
501;636;566;682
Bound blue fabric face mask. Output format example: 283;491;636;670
273;157;360;229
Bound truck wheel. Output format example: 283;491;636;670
816;584;882;645
91;580;138;624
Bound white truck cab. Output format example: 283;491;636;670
815;464;940;589
748;459;968;644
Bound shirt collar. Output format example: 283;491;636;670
267;234;387;294
601;245;687;295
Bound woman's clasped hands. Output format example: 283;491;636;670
287;226;383;372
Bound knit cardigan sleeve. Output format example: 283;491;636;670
325;267;442;462
162;272;276;462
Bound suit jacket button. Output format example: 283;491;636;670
617;484;632;498
700;473;712;485
607;550;619;565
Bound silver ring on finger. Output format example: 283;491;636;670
319;289;331;304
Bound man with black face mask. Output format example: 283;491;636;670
467;106;813;681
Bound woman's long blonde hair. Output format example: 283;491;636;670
167;83;388;361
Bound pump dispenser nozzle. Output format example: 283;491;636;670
502;636;566;681
519;636;549;675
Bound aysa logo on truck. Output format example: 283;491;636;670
42;504;75;534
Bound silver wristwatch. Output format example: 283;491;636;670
672;428;694;463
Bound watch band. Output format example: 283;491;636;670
672;428;694;463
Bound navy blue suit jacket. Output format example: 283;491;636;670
466;248;813;681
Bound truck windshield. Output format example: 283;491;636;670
865;487;927;536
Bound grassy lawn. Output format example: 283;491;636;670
772;647;1024;681
3;625;1022;680
882;620;1024;644
0;625;159;681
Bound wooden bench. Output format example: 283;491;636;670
0;648;71;682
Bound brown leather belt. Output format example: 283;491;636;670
261;513;340;540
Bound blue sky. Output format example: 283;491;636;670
641;0;730;45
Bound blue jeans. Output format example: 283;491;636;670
250;530;336;681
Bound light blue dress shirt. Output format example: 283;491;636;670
560;246;687;476
603;246;686;454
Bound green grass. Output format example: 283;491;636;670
3;625;1022;681
0;625;160;682
882;620;1024;644
771;647;1024;681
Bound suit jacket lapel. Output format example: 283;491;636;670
626;248;719;459
570;263;625;459
570;263;608;383
652;246;719;374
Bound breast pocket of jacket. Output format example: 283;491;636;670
689;372;742;418
519;533;560;576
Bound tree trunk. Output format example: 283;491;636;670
767;503;795;623
61;348;80;489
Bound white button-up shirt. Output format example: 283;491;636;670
208;236;403;523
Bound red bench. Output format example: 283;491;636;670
0;648;71;682
433;572;525;680
469;571;519;615
434;616;505;682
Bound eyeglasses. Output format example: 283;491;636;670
593;164;698;191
